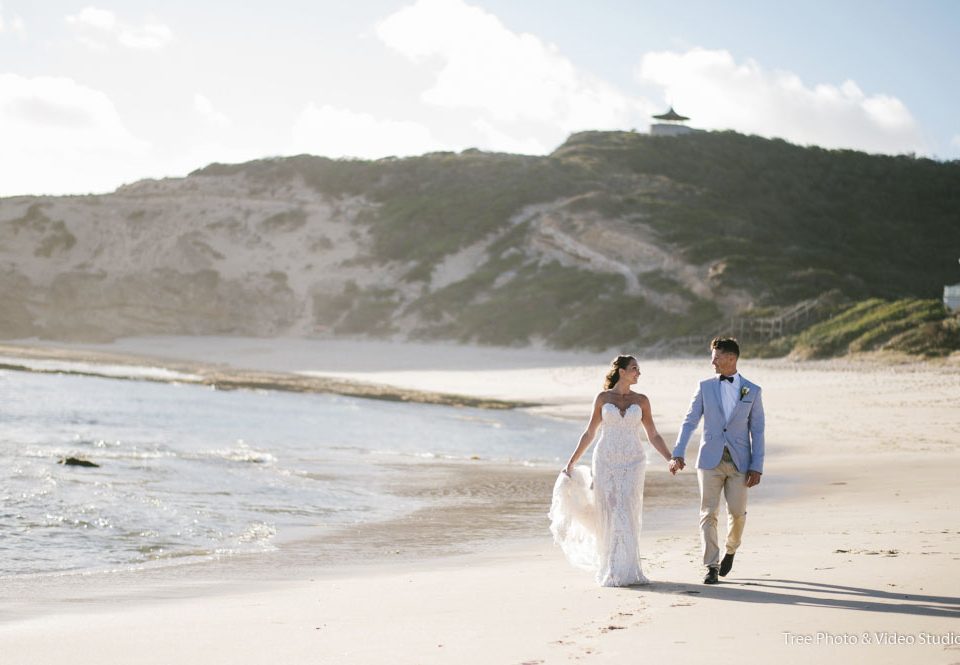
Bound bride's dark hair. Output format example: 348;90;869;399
604;355;636;390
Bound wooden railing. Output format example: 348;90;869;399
651;294;836;354
727;295;830;340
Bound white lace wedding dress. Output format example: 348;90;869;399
549;402;650;587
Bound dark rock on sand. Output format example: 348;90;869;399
59;457;100;468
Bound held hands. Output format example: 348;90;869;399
745;470;762;487
668;457;685;475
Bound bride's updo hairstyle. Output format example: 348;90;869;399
603;354;636;390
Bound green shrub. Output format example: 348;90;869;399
793;299;950;358
885;315;960;357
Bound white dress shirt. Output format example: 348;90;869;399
719;372;741;421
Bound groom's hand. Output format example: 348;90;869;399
669;457;685;475
745;471;762;487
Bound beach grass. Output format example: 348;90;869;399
791;298;956;358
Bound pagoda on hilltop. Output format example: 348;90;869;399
650;106;699;136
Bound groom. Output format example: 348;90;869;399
669;337;765;584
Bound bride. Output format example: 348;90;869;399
549;354;673;587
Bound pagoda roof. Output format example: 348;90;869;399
652;106;689;121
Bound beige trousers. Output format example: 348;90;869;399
697;449;748;568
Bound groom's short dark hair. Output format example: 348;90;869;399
711;337;740;357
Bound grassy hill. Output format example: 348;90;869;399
2;130;958;356
197;131;960;306
193;131;960;353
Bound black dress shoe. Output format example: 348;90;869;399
703;567;719;584
719;552;735;577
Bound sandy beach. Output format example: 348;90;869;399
1;336;958;664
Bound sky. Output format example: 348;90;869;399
1;0;958;197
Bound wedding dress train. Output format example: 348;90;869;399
549;403;650;587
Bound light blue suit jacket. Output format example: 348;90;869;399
672;375;765;473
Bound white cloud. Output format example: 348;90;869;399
375;0;650;152
637;48;925;155
194;93;231;129
472;119;550;155
66;6;173;51
0;2;26;35
67;6;116;31
290;103;451;159
118;22;173;50
0;74;150;196
951;135;960;149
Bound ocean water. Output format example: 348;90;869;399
0;369;578;578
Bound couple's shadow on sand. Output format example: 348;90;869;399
637;578;960;618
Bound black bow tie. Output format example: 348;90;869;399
719;375;734;383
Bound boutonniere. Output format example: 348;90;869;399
740;386;750;400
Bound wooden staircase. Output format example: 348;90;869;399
651;293;837;355
726;296;826;340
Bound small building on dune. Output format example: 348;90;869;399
945;260;960;313
944;284;960;312
649;107;701;136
